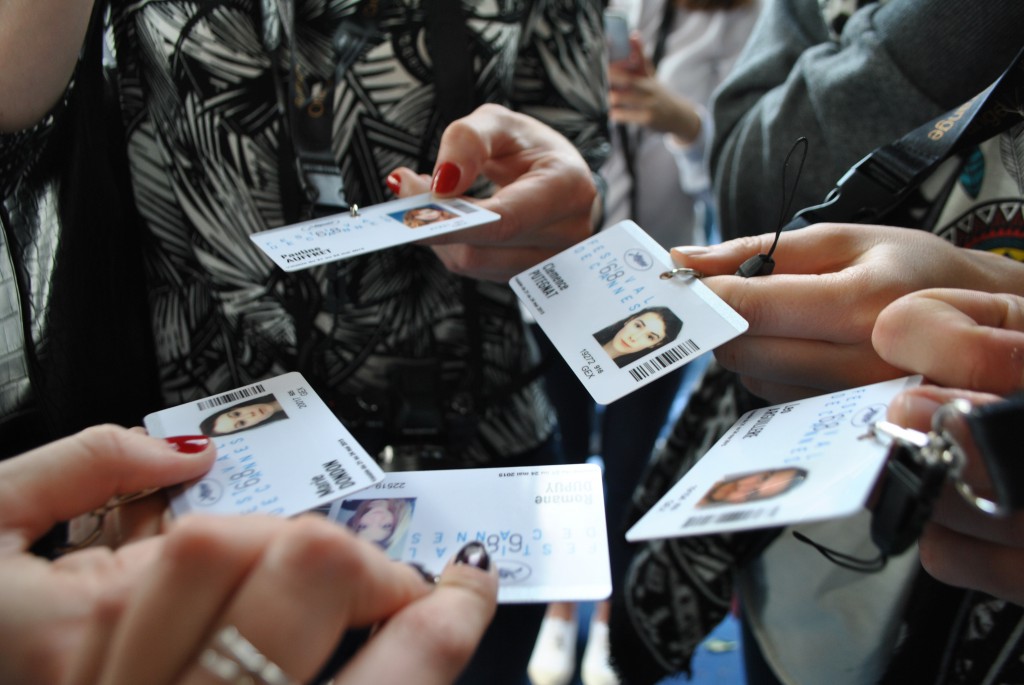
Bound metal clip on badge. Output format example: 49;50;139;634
868;393;1024;557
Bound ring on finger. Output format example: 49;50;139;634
199;625;297;685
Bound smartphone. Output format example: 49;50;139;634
604;10;631;65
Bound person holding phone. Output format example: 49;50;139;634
526;2;758;684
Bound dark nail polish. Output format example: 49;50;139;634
407;562;438;585
164;435;211;454
431;162;461;194
386;173;401;195
454;541;490;571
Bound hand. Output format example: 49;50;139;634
608;35;701;144
64;516;496;685
670;223;1024;402
385;103;597;282
885;388;1024;606
876;289;1024;605
872;288;1024;395
0;425;216;685
1;426;497;685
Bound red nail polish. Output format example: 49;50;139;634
165;435;211;454
431;162;461;195
386;173;401;195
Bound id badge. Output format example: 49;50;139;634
250;193;499;271
510;221;748;404
626;375;923;541
145;372;384;518
321;463;611;603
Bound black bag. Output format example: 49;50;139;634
0;1;161;458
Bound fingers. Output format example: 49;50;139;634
333;543;498;685
197;516;431;683
386;167;431;198
424;104;595;243
714;335;903;401
96;516;286;685
0;426;215;548
872;289;1024;394
885;386;1003;432
919;521;1024;605
383;105;596;281
95;515;433;685
422;166;594;251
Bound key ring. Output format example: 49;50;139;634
932;398;1007;517
659;267;704;280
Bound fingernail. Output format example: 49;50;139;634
673;245;710;256
890;393;942;428
386;173;401;195
407;562;439;585
431;162;461;195
164;435;211;454
454;541;490;571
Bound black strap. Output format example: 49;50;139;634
966;391;1024;511
424;0;477;131
277;0;397;217
787;46;1024;229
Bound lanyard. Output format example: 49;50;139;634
787;46;1024;230
266;0;395;217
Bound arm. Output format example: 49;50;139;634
0;0;95;132
710;0;1024;239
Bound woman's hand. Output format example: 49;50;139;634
0;425;215;685
0;425;498;684
875;290;1024;605
64;516;496;685
607;34;702;145
386;104;598;282
670;224;1024;402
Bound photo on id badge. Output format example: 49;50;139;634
696;467;809;508
593;306;684;369
198;393;291;437
509;221;748;405
330;497;417;560
392;203;458;228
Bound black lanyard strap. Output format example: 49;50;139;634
787;46;1024;229
270;0;396;216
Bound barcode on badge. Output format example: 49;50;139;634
682;508;765;529
196;383;268;412
629;339;701;382
446;198;479;214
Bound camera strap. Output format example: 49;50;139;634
786;46;1024;230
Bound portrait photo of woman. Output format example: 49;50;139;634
198;394;290;437
696;467;808;507
395;204;458;228
592;306;684;368
338;498;416;558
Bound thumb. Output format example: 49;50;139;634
0;425;215;548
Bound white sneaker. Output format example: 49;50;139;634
580;620;619;685
527;615;577;685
